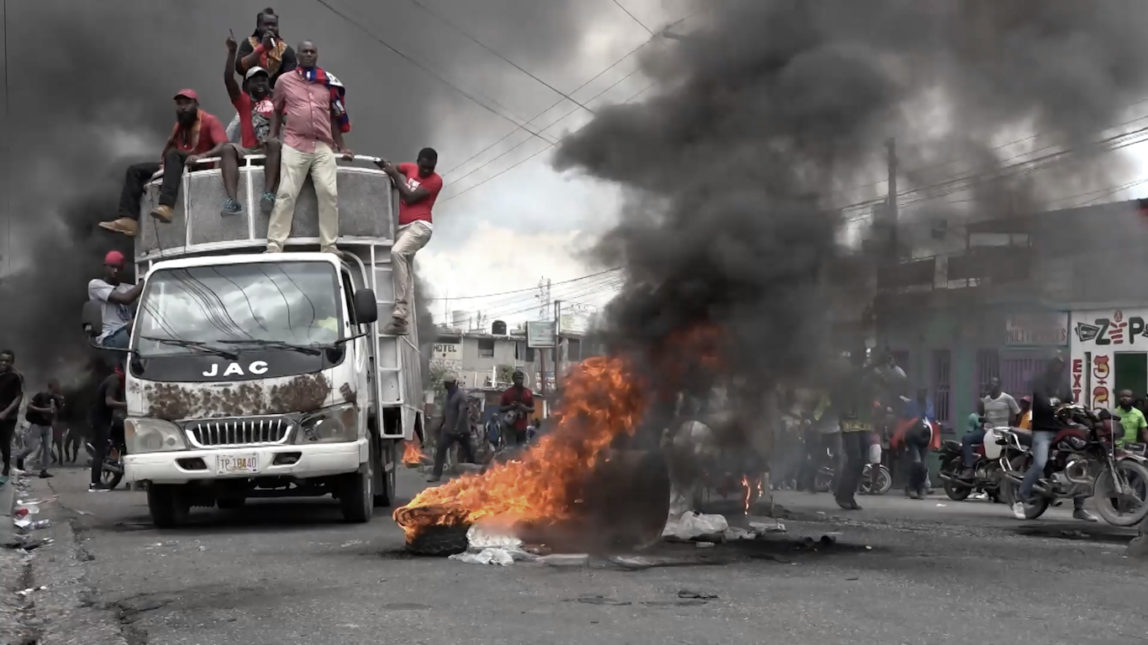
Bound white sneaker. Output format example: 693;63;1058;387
11;468;26;476
1011;501;1027;520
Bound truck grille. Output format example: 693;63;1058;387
186;418;292;447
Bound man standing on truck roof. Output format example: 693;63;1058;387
88;251;144;349
429;373;475;483
221;31;282;218
376;148;443;335
265;40;353;254
98;90;230;237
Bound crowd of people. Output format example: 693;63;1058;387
91;6;444;337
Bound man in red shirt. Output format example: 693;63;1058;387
99;90;230;237
266;40;353;254
498;370;535;447
221;32;281;217
375;148;443;335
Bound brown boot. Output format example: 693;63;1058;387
150;204;174;223
97;218;139;237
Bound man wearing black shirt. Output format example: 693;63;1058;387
17;379;60;479
90;367;126;492
0;350;23;480
1014;355;1098;522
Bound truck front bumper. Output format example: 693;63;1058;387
124;438;368;485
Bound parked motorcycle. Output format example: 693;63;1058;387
937;426;1016;502
85;438;124;490
999;404;1148;526
812;455;893;495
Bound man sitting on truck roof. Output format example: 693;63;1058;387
88;251;143;349
376;148;443;335
221;31;282;218
265;40;353;254
98;90;230;237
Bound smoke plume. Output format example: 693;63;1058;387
555;0;1148;446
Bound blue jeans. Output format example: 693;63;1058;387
102;327;130;349
1019;430;1086;510
961;429;985;468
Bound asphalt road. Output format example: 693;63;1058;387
4;466;1148;644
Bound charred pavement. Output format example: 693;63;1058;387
1;467;1145;645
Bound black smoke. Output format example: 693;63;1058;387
554;0;1148;446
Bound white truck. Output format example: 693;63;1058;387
84;155;423;526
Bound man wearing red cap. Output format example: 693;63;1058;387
98;90;229;237
87;251;144;348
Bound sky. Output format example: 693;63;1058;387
5;0;1148;340
0;0;704;331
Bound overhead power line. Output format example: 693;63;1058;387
407;0;597;118
440;9;701;179
315;0;557;146
609;0;655;36
427;267;622;301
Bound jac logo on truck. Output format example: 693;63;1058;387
1074;310;1148;346
202;361;269;378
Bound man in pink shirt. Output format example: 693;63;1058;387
375;148;442;335
266;40;353;254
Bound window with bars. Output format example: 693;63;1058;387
976;349;1000;397
478;338;495;358
933;349;952;423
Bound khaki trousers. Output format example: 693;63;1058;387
391;220;433;323
266;142;338;252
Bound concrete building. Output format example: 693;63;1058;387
874;200;1148;431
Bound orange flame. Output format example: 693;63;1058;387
393;356;644;542
740;475;763;515
402;439;423;467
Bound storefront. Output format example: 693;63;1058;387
1070;306;1148;410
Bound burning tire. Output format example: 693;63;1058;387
405;524;471;556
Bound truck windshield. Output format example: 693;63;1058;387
134;262;342;356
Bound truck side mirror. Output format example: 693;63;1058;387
81;301;103;338
353;288;378;325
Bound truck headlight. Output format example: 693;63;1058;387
125;418;187;453
296;404;358;444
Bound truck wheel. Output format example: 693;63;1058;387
341;462;373;523
148;485;189;528
217;497;246;510
374;440;398;507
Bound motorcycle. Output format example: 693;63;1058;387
85;438;124;490
937;425;1016;502
999;404;1148;526
812;445;893;495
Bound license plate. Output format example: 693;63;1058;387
217;454;259;475
842;420;872;432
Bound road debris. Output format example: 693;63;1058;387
449;548;515;566
677;589;719;600
662;511;728;542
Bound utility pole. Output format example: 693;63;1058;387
886;137;899;256
554;299;563;392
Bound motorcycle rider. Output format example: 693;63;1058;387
962;377;1020;479
1013;356;1099;522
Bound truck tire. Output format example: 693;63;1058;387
148;485;189;528
217;496;246;510
374;440;398;508
341;462;373;523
